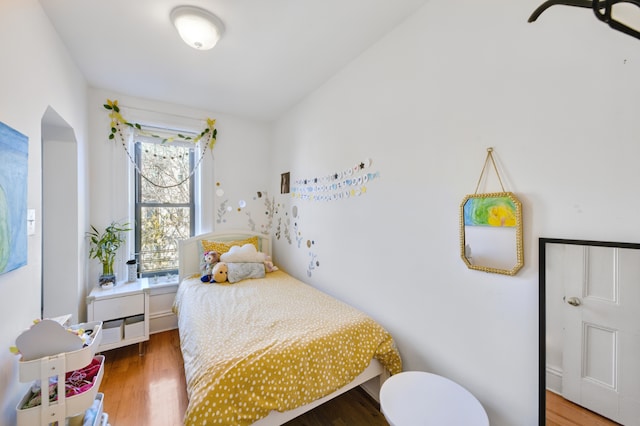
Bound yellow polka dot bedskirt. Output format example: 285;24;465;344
173;270;402;426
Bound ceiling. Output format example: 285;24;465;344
38;0;428;122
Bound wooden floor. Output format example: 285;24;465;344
99;329;389;426
546;390;621;426
99;329;188;425
100;331;622;426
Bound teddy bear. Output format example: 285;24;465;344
200;250;220;282
211;262;228;283
263;255;278;272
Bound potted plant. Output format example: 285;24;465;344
87;221;131;287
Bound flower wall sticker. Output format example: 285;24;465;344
214;183;276;235
273;201;320;276
216;199;231;224
245;192;275;235
308;250;319;277
293;219;304;248
275;213;292;244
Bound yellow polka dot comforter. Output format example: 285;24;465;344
173;270;402;426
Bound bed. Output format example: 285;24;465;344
173;230;402;426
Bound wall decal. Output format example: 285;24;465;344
273;199;319;274
215;184;275;233
283;216;291;244
290;158;379;202
307;249;319;277
215;182;231;224
246;191;275;235
293;219;303;248
0;122;28;274
306;240;319;277
275;212;292;244
290;206;320;274
216;199;231;224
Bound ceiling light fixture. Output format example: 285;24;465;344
170;6;225;50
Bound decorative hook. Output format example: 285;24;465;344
528;0;640;40
528;0;596;22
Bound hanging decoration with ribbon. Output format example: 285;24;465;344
103;99;218;188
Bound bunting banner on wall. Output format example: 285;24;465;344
290;158;379;201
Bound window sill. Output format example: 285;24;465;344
148;275;179;287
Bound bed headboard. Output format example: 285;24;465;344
178;230;272;281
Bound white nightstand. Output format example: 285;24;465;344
87;278;150;355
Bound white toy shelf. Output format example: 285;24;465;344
14;319;108;426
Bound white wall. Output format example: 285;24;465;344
42;132;80;322
3;0;640;424
87;89;273;282
0;1;88;424
271;1;640;425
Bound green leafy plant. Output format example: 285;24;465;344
87;221;131;276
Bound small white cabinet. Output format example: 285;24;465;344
87;279;150;353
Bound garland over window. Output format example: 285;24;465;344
103;99;218;188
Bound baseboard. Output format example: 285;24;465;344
546;365;563;394
149;312;178;334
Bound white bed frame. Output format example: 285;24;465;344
178;229;273;281
253;360;388;426
177;230;391;425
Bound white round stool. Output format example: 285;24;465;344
380;371;489;426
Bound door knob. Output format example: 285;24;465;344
567;296;581;307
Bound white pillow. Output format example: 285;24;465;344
220;243;265;263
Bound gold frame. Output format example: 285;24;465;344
459;191;524;276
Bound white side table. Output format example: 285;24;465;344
87;278;150;355
380;371;489;426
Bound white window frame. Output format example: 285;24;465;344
129;127;202;277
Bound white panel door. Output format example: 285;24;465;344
562;245;640;425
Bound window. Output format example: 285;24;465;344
134;133;195;277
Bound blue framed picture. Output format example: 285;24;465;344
0;121;28;274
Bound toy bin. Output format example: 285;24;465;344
101;319;124;345
14;319;106;426
68;392;105;426
16;355;104;425
124;315;145;339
